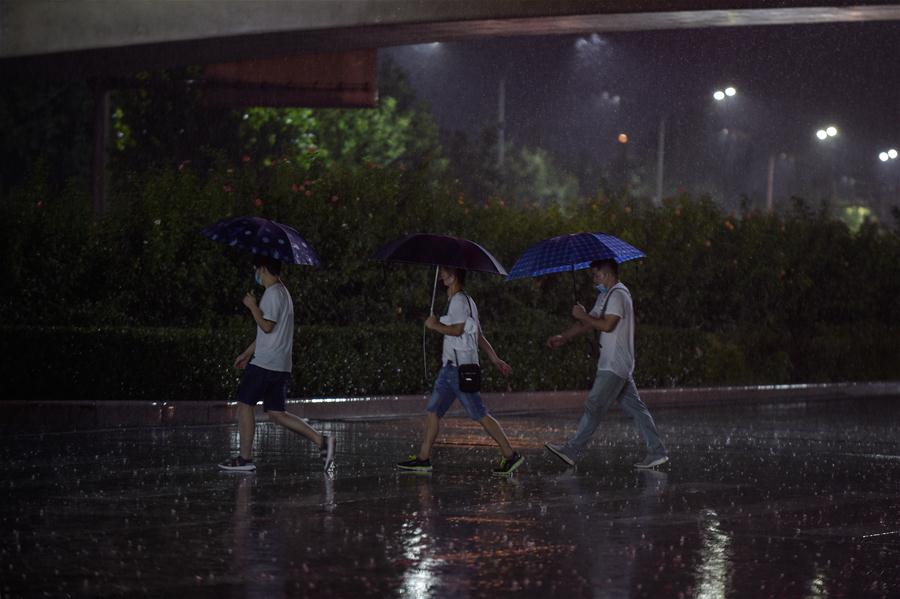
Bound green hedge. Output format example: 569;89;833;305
4;323;896;402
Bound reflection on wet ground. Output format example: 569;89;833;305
2;398;899;597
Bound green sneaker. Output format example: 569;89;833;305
492;452;524;476
397;455;433;472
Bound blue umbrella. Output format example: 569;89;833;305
202;216;321;266
507;232;644;280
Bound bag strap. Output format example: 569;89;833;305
598;286;631;317
593;286;631;353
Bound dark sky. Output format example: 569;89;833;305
383;20;899;202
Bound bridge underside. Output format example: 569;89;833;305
3;2;900;78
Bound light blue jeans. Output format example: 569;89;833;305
566;370;667;458
425;364;488;421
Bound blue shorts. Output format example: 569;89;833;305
236;364;290;412
426;364;488;421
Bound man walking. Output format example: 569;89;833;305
397;266;524;476
544;259;667;469
219;256;335;472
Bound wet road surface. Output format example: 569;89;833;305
2;398;899;597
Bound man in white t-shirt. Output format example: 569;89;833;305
397;266;524;476
219;256;335;473
544;259;668;469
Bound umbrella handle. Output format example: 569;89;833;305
424;266;439;384
429;266;439;314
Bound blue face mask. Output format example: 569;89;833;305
594;283;608;294
254;269;263;286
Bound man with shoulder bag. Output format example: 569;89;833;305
544;259;668;470
397;266;525;476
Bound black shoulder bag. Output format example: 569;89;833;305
454;293;482;393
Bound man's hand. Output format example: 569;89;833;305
571;303;588;321
242;292;258;311
234;353;251;370
424;313;439;331
547;334;566;349
492;357;513;377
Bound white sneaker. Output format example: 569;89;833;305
218;456;256;472
634;455;668;469
545;442;576;466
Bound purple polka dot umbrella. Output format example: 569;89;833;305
201;216;321;266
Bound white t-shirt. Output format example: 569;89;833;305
589;282;634;379
250;282;294;372
440;292;480;366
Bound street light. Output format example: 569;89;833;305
713;86;736;102
889;149;898;159
816;125;838;141
880;149;898;162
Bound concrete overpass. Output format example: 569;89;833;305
3;1;899;211
4;1;900;77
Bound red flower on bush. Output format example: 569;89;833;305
222;184;233;193
254;198;263;207
241;155;251;163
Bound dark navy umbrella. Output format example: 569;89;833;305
372;233;507;276
202;216;321;266
373;233;507;381
507;232;644;280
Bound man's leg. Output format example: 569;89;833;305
267;411;324;447
617;378;667;459
566;370;627;453
478;415;515;459
238;402;256;461
416;366;456;460
419;412;441;460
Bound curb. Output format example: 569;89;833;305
1;381;897;434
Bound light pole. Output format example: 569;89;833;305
815;124;840;198
655;85;737;206
878;148;899;212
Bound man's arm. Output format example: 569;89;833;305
478;332;512;376
424;313;464;336
234;340;256;369
243;292;276;333
547;319;594;348
571;303;620;332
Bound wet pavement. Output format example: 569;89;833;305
2;398;900;598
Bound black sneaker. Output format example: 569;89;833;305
397;455;433;472
218;456;256;472
320;435;336;472
492;452;525;476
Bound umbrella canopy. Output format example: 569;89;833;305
202;216;321;266
372;233;507;276
506;232;644;280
